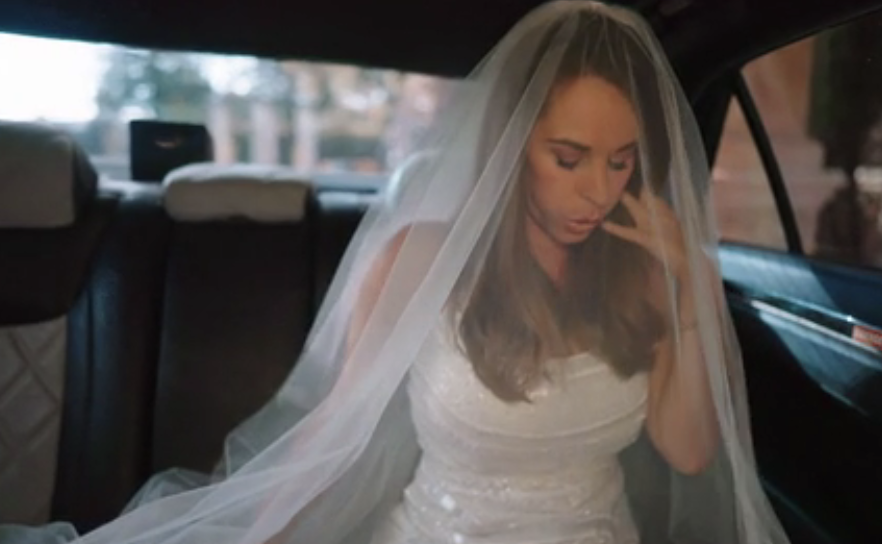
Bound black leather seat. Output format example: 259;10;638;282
150;163;318;475
52;180;172;531
0;120;175;531
0;123;381;530
0;121;106;527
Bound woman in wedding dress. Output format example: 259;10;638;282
2;2;792;544
367;30;714;542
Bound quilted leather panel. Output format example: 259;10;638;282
0;317;66;524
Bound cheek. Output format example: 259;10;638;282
527;155;568;210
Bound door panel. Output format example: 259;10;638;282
719;244;882;544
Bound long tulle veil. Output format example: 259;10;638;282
3;2;791;544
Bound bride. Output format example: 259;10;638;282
2;2;791;544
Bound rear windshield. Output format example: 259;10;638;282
0;32;454;184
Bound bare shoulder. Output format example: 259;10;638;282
372;221;450;278
349;222;449;345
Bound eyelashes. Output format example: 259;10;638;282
554;153;635;172
556;157;580;170
608;158;631;172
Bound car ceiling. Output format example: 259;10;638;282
0;0;879;82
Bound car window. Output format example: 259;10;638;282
0;33;455;182
713;97;788;249
715;13;882;268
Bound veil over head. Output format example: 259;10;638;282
6;2;791;544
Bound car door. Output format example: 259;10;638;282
705;11;882;544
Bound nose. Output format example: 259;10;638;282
575;163;610;208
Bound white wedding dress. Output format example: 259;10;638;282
370;321;650;544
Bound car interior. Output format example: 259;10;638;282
1;1;881;543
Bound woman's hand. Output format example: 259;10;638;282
601;186;696;326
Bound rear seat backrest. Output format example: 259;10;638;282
152;163;315;474
53;179;171;531
0;121;102;525
0;121;174;531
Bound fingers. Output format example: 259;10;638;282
607;188;689;276
619;192;647;226
622;190;679;232
601;220;651;249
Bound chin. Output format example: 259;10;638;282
554;226;596;246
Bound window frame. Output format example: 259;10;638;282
729;73;804;254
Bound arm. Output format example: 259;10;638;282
346;227;412;354
255;229;411;543
645;266;719;475
601;188;720;475
261;224;439;541
340;223;446;391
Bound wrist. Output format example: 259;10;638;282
677;288;697;330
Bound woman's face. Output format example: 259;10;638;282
525;75;639;246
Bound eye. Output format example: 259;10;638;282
556;156;580;171
547;143;585;171
608;159;630;172
608;148;636;172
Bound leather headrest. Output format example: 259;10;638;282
163;163;311;223
0;121;98;228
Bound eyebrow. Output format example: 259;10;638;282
547;138;638;153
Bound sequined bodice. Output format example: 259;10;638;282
371;324;649;544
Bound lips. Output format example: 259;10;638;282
569;212;603;225
565;216;601;232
